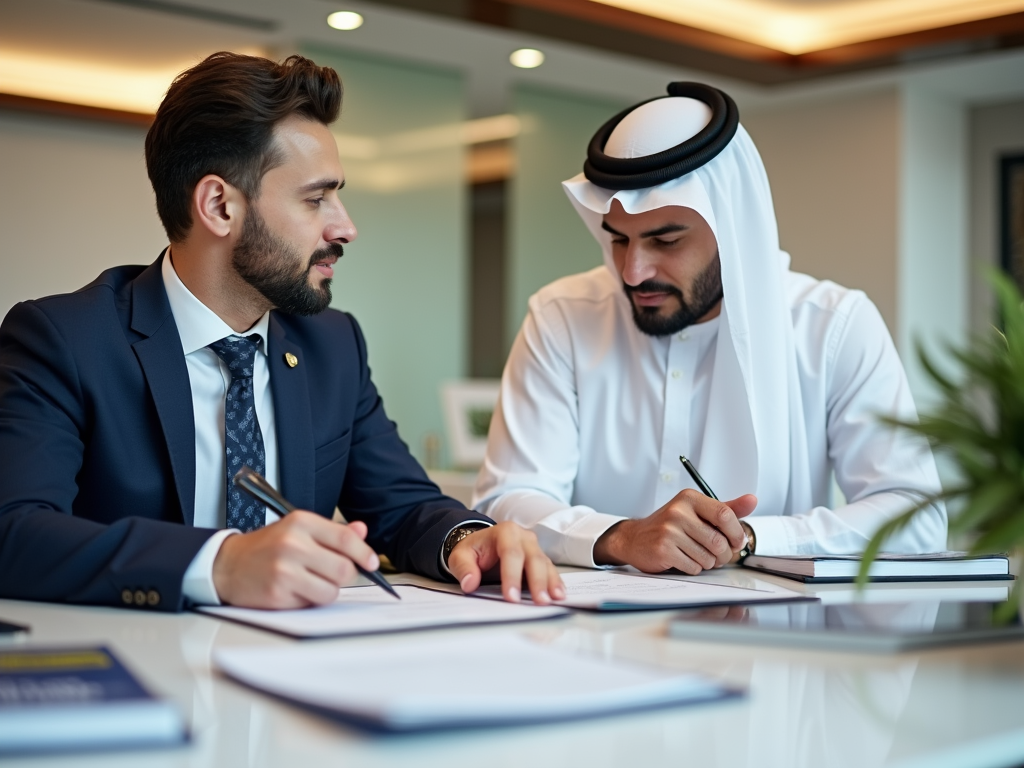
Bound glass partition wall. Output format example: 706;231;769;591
507;85;627;346
299;47;627;471
304;45;467;467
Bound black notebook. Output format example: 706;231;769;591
743;551;1013;583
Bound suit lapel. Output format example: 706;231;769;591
268;314;315;512
130;255;197;526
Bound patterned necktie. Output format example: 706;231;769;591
208;334;266;533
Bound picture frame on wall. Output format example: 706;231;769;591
1000;153;1024;292
440;380;501;469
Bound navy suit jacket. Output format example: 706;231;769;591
0;256;490;611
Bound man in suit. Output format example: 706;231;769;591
0;51;564;611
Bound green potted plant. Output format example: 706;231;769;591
858;270;1023;613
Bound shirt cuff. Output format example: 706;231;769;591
564;512;627;569
743;516;791;557
439;521;492;577
182;528;240;606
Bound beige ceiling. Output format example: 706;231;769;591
592;0;1024;54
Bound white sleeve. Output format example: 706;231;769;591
181;529;240;606
747;297;947;556
473;298;625;568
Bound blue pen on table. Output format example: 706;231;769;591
232;466;400;600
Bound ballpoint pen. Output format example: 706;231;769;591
232;465;401;600
678;455;718;501
679;455;751;558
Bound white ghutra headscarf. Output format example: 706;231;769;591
562;95;814;516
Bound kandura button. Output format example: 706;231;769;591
677;331;689;341
133;590;146;606
671;370;682;379
284;352;298;368
121;589;133;605
661;472;673;482
146;590;160;607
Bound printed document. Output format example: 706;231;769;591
479;570;812;611
197;584;567;638
214;633;737;731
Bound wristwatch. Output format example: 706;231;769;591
738;521;756;562
443;524;487;566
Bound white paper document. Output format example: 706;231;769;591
214;633;737;731
479;571;814;611
198;585;568;638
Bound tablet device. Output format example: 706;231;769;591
669;600;1023;653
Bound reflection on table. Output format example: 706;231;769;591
1;567;1022;768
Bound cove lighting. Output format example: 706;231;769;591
510;48;544;69
589;0;1024;55
327;11;364;31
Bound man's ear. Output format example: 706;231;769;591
192;174;246;239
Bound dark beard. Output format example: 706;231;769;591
624;256;723;337
231;207;342;316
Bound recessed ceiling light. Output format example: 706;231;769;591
510;48;544;69
327;11;364;31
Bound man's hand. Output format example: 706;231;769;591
447;521;565;605
212;511;380;609
593;490;757;574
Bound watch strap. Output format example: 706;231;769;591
442;524;487;566
737;520;756;562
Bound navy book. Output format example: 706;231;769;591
0;646;186;754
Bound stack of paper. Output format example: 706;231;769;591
198;584;568;638
214;634;737;731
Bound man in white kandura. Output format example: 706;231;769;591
473;83;947;574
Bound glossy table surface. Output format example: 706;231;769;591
2;567;1023;768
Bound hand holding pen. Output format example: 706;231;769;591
208;467;398;609
592;457;757;575
233;466;399;599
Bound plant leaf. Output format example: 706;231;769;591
856;505;927;588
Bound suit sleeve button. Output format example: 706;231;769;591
147;590;160;607
133;590;146;606
121;589;133;605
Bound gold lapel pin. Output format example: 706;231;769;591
284;352;298;368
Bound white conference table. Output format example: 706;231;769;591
2;567;1023;768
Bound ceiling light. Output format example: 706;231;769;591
327;11;364;31
510;48;544;69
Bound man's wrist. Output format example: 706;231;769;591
593;520;628;566
440;522;490;573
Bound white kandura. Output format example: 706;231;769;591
474;97;946;566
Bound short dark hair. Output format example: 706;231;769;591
145;52;342;243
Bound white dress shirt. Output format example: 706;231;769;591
473;266;947;567
161;253;281;605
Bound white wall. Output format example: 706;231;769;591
744;89;900;333
0;108;167;316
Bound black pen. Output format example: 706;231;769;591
679;455;719;500
680;456;753;558
232;466;401;600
